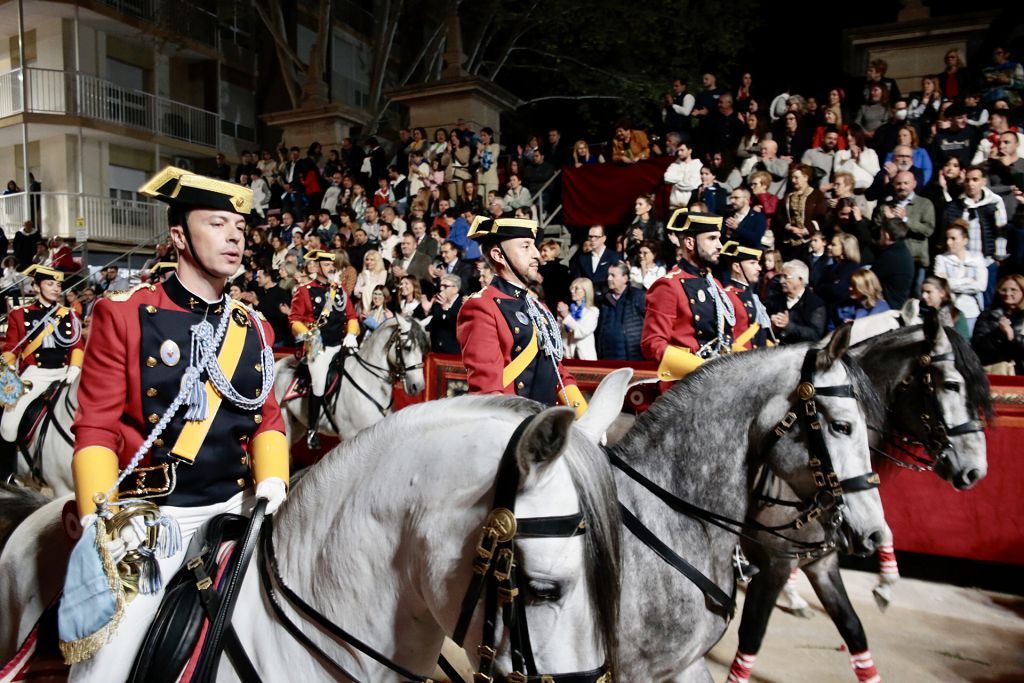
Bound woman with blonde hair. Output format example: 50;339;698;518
818;232;861;313
832;267;890;329
334;248;359;294
909;76;942;132
555;278;599;360
353;249;390;312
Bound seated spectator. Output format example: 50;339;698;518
596;262;646;360
933;220;988;335
570;225;621;298
972;274;1024;374
423;274;464;354
832;268;890;329
538;239;571;310
918;275;971;339
503;173;532;211
555;278;600;360
882;126;933;185
692;166;728;215
982;46;1024;107
810;108;848;151
664;142;703;209
855;84;890;140
571;139;603;166
629;241;666;290
360;284;395;335
611;120;651;164
767;259;826;343
872;218;914;310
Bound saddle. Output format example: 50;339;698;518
127;513;258;683
16;382;62;444
283;353;344;405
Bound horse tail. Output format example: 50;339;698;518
0;483;49;553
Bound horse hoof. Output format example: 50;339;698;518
872;584;892;611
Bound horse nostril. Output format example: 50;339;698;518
867;530;884;552
960;468;982;489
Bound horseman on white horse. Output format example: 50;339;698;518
0;264;84;481
287;248;359;449
60;166;289;680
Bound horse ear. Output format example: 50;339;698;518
419;315;432;329
577;368;633;444
824;322;853;364
516;407;576;478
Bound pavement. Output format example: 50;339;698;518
706;568;1024;682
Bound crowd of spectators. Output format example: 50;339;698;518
13;44;1023;374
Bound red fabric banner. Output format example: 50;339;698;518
561;157;674;228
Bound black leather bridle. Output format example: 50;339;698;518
257;414;610;683
612;347;879;616
328;324;427;417
871;351;985;472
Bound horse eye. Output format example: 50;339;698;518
527;580;562;602
943;382;961;393
831;421;852;436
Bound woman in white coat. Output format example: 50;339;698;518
556;278;600;360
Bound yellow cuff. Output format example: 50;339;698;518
558;384;588;419
657;345;704;381
252;430;290;486
72;446;119;517
69;348;85;367
346;319;360;336
1;352;15;369
731;324;758;352
291;322;310;337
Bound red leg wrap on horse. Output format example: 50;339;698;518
878;544;898;576
726;650;757;683
787;567;799;586
850;649;881;682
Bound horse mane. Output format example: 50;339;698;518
838;355;885;431
945;326;994;420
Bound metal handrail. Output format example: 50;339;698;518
530;169;562;226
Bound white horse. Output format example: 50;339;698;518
0;370;632;680
10;375;78;497
274;315;430;443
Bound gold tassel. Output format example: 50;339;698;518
58;520;127;664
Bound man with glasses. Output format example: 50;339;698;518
432;240;477;295
570;225;620;298
424;274;463;354
642;211;750;385
867;144;924;202
766;260;826;343
724;187;767;248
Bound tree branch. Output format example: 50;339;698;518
253;0;302;107
398;19;446;86
487;0;541;81
518;95;625;106
507;47;632;84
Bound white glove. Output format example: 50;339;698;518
65;365;81;383
342;333;359;350
255;477;287;515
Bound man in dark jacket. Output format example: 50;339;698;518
767;259;826;343
425;273;463;354
596;262;646;360
570;225;621;298
252;267;292;347
871;218;914;309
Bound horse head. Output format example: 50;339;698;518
388;314;428;395
764;325;887;556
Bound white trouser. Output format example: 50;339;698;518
307;344;341;397
68;492;252;683
0;366;68;442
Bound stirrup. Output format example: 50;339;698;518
306;430;320;450
733;546;759;584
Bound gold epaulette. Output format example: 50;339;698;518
105;283;155;302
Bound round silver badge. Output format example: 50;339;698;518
160;339;181;367
697;289;707;303
515;311;529;325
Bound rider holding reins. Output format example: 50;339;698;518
287;249;360;449
0;265;84;479
61;167;289;680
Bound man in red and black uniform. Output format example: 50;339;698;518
66;167;289;679
721;241;775;349
288;249;359;448
642;211;752;385
457;216;586;415
0;265;84;478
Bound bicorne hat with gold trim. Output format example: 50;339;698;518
467;216;539;246
666;208;723;235
138;166;252;217
303;249;336;263
720;240;763;263
23;264;64;283
148;261;178;278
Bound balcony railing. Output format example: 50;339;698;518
0;192;165;244
0;67;218;148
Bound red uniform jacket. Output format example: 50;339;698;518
457;278;577;405
641;262;749;361
3;302;84;371
71;275;288;514
288;278;359;344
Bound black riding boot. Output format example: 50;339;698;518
306;395;322;450
0;439;17;482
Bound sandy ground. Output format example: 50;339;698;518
706;568;1024;682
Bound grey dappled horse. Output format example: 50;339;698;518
734;316;991;682
609;326;886;681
